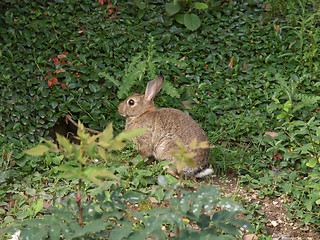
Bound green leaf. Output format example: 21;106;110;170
283;100;292;112
24;145;49;156
229;219;254;232
73;219;108;238
179;197;190;213
49;225;61;240
109;225;134;240
304;213;313;225
89;83;98;93
215;222;242;236
218;199;244;212
306;158;317;168
58;165;83;180
20;226;48;239
134;0;146;10
197;214;210;229
288;171;296;183
165;2;181;16
115;128;147;142
56;134;73;154
108;140;127;151
192;2;208;10
84;167;117;182
184;14;201;31
32;198;44;216
121;190;147;203
158;175;168;187
98;146;107;160
175;14;185;25
99;123;113;148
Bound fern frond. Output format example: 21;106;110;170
117;69;142;99
163;81;180;98
296;93;320;104
98;72;120;87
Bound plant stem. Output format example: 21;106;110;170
77;179;83;226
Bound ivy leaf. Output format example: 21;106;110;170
184;14;201;31
24;145;49;156
89;83;98;93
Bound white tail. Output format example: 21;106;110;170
195;168;214;178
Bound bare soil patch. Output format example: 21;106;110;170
215;176;320;240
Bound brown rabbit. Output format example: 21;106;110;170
118;76;213;178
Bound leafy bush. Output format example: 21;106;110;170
2;122;253;239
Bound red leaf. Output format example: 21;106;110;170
47;80;52;87
51;56;60;66
61;83;66;90
273;153;283;160
52;77;58;85
107;0;112;8
98;0;104;6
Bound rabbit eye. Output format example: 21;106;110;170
128;99;135;106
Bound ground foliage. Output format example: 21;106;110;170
0;0;320;238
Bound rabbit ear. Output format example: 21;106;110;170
145;76;164;101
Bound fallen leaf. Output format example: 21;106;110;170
264;131;277;138
54;68;66;74
275;25;280;33
273;153;283;160
58;54;67;59
228;56;234;68
242;234;258;240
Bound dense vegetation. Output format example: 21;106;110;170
0;0;319;239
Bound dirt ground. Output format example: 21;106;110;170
214;176;320;240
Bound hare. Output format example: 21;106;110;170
118;76;213;178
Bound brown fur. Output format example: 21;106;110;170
118;76;212;177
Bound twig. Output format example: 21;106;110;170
66;115;101;134
77;179;83;226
